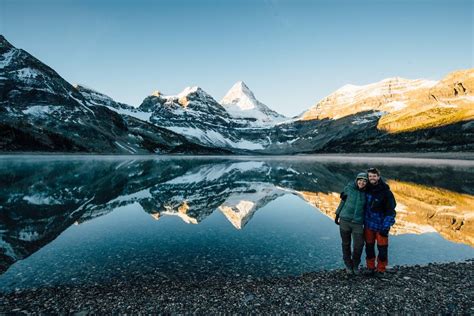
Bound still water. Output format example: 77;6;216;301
0;155;473;291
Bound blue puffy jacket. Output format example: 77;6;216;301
364;179;396;233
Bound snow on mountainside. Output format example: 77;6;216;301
1;33;472;154
76;83;271;152
220;81;287;124
299;71;474;134
300;77;439;120
137;86;273;151
0;35;224;154
75;84;153;122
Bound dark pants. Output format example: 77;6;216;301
364;228;389;272
339;219;364;268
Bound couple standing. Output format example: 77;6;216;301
334;167;397;276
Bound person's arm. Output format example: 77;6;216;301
340;191;348;201
335;198;345;216
381;190;397;235
385;190;396;218
334;190;347;225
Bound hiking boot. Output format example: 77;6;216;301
353;267;361;276
345;265;354;275
375;271;386;278
364;268;376;276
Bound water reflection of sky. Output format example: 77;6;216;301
0;156;473;292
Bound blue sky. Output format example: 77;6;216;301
1;0;472;116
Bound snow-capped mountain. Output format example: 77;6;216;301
76;84;304;153
220;81;287;124
135;86;275;152
300;77;438;120
0;35;225;154
1;34;472;154
87;69;473;154
75;83;273;152
299;71;474;135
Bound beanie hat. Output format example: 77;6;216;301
356;172;368;180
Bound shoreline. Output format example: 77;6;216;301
1;260;472;314
1;151;473;161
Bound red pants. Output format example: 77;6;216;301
364;228;389;272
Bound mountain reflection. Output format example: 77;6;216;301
0;156;473;275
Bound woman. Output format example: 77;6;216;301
334;172;368;275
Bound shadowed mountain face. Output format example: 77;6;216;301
0;36;227;154
0;156;473;276
1;35;472;154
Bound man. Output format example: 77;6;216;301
364;167;396;276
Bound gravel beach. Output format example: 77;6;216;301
1;260;472;314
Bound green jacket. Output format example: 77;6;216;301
335;181;366;224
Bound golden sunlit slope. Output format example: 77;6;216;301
300;69;474;133
296;180;474;247
387;180;474;246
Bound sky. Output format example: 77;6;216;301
1;0;472;116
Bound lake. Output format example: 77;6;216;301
0;155;473;292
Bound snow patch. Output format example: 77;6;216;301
167;126;264;150
0;49;16;69
166;161;265;184
287;137;300;144
114;141;136;154
16;67;41;79
22;105;56;116
352;112;384;125
106;106;152;122
107;188;152;204
23;194;61;205
18;230;40;241
177;86;200;98
68;93;96;115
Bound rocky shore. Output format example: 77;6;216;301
1;260;472;314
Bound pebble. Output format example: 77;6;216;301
0;261;472;314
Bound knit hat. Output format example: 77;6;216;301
356;172;368;181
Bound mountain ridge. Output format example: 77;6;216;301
1;35;472;154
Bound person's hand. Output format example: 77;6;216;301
340;192;348;201
335;214;340;225
380;230;389;237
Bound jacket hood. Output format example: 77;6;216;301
350;179;367;191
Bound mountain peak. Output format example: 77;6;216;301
177;86;202;97
176;86;216;101
299;74;443;121
221;81;258;109
221;81;260;110
0;35;13;49
220;81;286;123
0;36;17;67
233;80;252;93
151;90;162;97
